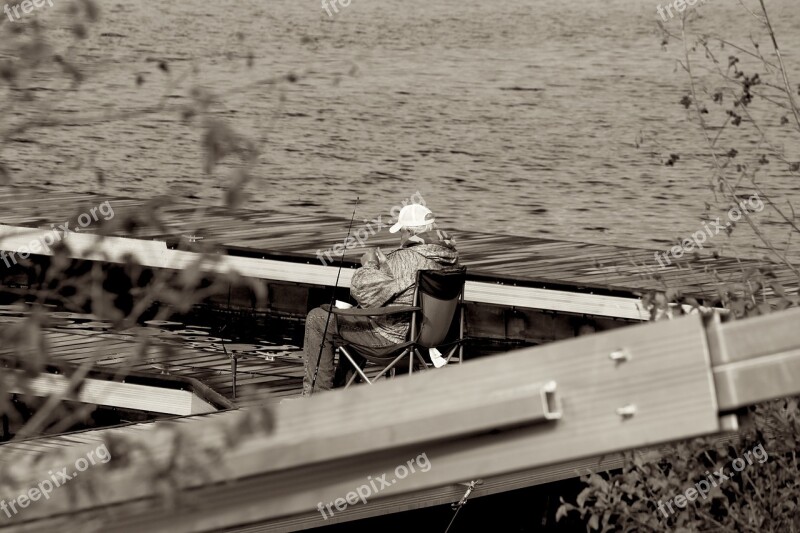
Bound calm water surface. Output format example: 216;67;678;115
2;0;800;260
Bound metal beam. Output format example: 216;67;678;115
0;314;722;529
4;309;799;531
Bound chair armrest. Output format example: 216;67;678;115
321;304;421;317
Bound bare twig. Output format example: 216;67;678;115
758;0;800;131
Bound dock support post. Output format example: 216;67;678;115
231;356;237;400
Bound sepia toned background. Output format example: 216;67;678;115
2;0;798;258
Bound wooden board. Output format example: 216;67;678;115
1;187;796;319
0;323;305;412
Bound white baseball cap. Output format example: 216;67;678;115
389;204;435;233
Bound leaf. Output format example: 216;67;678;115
556;504;571;522
225;186;245;209
601;510;612;529
72;23;87;39
178;260;203;288
589;473;610;492
81;0;100;22
769;281;788;299
577;487;593;508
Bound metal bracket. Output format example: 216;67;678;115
452;479;483;509
708;309;800;411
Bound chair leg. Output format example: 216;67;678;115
444;345;458;363
341;347;423;387
345;369;360;388
414;348;429;370
459;301;465;364
373;350;410;381
340;348;372;386
343;351;365;389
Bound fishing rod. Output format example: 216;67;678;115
309;197;359;395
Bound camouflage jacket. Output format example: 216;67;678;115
350;230;459;343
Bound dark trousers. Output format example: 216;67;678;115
302;307;394;395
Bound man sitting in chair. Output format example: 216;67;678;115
302;203;459;395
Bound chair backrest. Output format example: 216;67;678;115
414;267;466;348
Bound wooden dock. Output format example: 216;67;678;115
0;309;306;410
1;186;797;352
1;188;799;530
1;187;796;314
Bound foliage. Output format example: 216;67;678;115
557;399;800;532
560;2;800;531
0;0;285;495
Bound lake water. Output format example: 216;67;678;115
2;0;800;260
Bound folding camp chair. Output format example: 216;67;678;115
329;266;467;388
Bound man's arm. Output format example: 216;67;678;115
350;261;402;309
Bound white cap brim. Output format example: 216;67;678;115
389;221;403;233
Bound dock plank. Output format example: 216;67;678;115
0;327;304;409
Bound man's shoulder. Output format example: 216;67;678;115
381;248;428;275
387;246;426;261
